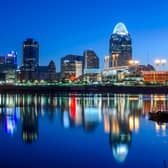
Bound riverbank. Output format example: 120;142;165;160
0;84;168;94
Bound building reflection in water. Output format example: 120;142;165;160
102;94;141;163
83;95;102;132
21;106;38;144
0;93;168;161
61;94;102;131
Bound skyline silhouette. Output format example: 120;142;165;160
0;0;168;70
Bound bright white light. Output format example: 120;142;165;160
112;144;129;163
6;117;16;135
63;111;70;128
155;59;161;65
161;59;167;65
113;22;129;35
134;60;139;65
155;59;167;66
129;60;139;65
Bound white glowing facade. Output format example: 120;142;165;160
113;22;128;35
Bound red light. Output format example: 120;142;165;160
70;96;76;121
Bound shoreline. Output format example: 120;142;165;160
0;84;168;94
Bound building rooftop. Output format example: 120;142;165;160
113;22;128;35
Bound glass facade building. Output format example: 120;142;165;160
61;55;83;81
22;38;39;72
83;50;101;82
22;38;39;80
6;51;17;65
109;23;132;68
84;50;99;69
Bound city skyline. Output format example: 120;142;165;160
0;0;168;70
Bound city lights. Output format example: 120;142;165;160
155;59;167;66
154;58;167;71
0;23;167;87
129;59;139;66
1;0;168;167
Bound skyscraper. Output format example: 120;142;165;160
84;50;99;69
0;51;17;83
6;51;17;65
83;50;101;82
22;38;39;80
61;55;83;81
48;60;56;82
109;23;132;68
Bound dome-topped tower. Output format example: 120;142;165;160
109;22;132;67
113;22;128;35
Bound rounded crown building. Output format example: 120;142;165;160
109;23;132;68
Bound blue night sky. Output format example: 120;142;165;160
0;0;168;71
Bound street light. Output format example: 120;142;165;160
155;59;161;66
129;60;133;65
128;59;140;77
154;59;167;83
154;59;167;71
129;60;139;66
134;60;139;65
161;59;167;66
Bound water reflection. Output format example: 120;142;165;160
0;93;168;163
21;106;38;144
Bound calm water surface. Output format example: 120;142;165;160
0;93;168;168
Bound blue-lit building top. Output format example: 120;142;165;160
6;51;17;65
109;23;132;68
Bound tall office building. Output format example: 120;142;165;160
6;51;17;65
109;22;132;68
61;55;83;81
22;38;39;80
83;50;101;82
0;51;17;83
22;38;39;70
48;60;56;82
84;50;99;69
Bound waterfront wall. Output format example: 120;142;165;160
0;84;167;94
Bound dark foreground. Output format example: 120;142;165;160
0;84;168;94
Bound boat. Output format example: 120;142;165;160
148;111;168;122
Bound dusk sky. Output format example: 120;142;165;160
0;0;168;70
